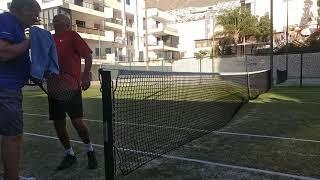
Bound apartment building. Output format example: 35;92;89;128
35;0;146;63
105;0;145;62
146;8;180;61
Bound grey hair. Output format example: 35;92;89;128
9;0;40;12
53;14;71;26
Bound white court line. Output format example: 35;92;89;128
24;132;319;180
24;113;320;144
23;113;100;123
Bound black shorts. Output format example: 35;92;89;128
48;91;83;120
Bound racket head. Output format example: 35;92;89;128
46;73;80;102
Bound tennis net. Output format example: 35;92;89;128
99;69;271;178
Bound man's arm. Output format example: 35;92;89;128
81;53;93;91
83;53;92;75
0;39;30;62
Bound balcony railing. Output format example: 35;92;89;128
150;24;178;33
106;18;123;25
42;0;104;12
149;41;178;48
72;25;104;36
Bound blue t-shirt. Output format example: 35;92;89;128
0;12;30;90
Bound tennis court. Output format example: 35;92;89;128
6;83;319;179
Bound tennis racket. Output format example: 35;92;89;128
27;73;80;102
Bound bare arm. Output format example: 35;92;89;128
81;53;93;91
83;53;92;75
0;39;30;62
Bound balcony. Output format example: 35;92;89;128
147;8;176;22
126;26;135;33
149;24;178;37
72;25;114;42
149;41;179;52
41;0;113;18
105;18;123;31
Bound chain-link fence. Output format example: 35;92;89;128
273;52;320;87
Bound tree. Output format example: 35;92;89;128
216;7;258;54
300;0;313;29
256;14;271;42
194;50;208;72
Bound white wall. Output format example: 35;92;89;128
170;20;208;58
0;0;10;11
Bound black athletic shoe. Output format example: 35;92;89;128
56;154;77;170
87;151;98;169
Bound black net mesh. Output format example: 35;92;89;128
106;69;271;175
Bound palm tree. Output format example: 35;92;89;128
194;50;208;72
216;7;258;54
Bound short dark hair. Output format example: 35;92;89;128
9;0;40;12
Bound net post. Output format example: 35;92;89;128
99;69;115;180
300;53;303;88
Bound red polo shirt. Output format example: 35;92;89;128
53;31;92;81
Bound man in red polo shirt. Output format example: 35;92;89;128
50;14;97;170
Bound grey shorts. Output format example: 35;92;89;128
0;89;23;136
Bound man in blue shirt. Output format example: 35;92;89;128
0;0;40;179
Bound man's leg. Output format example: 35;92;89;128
0;89;23;179
49;98;76;170
2;135;22;180
68;91;97;169
70;118;90;144
53;119;71;150
70;117;97;169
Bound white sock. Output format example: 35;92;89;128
64;147;75;156
85;143;94;152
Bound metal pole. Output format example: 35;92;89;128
243;36;246;56
270;0;274;87
300;53;303;88
136;0;139;56
145;5;150;70
286;0;289;71
245;55;251;100
212;12;216;73
99;69;115;180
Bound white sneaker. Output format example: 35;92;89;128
19;176;36;180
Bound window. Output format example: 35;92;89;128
245;3;251;10
240;0;245;6
7;2;11;9
139;51;144;61
130;36;134;46
156;21;160;28
94;24;101;30
49;9;53;21
75;0;83;6
76;20;85;28
93;2;101;11
95;48;100;57
126;0;130;5
53;9;58;17
143;18;146;30
105;48;112;54
128;19;133;27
